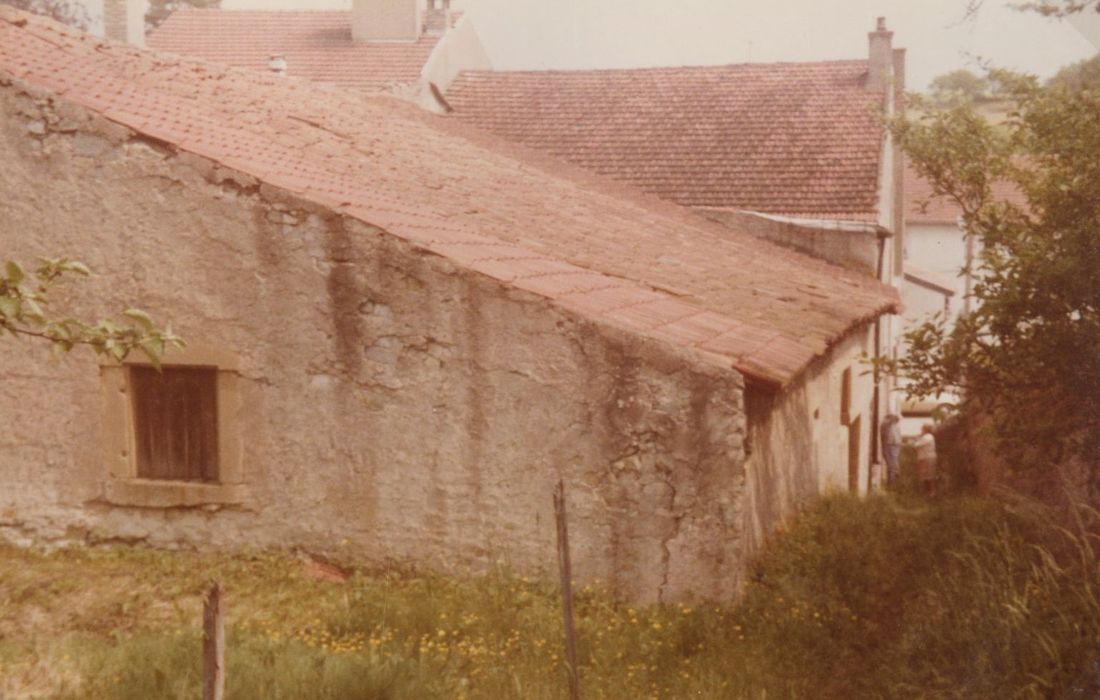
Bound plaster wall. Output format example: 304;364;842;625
901;278;954;329
0;83;756;602
417;14;491;111
352;0;422;42
697;208;882;276
906;222;969;295
902;221;978;338
102;0;146;46
741;326;877;559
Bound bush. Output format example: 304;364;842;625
10;493;1100;698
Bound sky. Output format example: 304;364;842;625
82;0;1099;89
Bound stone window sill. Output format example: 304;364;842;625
103;478;247;508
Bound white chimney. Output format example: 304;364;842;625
103;0;146;47
424;0;450;36
867;17;893;92
352;0;421;43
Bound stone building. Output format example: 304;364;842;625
142;2;909;477
0;9;896;601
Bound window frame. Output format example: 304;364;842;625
100;345;246;508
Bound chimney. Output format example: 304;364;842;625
352;0;421;42
424;0;451;36
103;0;146;46
867;17;893;92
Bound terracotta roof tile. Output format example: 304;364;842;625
447;63;886;219
0;9;898;387
146;10;438;91
905;164;1026;225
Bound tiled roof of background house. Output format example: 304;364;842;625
446;63;887;221
146;10;440;91
905;165;1026;225
0;8;898;387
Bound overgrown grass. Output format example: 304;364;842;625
2;492;1098;698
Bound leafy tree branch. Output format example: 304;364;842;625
1;257;183;365
885;71;1100;479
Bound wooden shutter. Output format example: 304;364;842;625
131;366;219;482
840;367;852;425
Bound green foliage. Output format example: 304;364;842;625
888;73;1100;481
4;494;1098;698
1049;53;1100;92
928;68;994;106
0;257;182;364
892;504;1100;697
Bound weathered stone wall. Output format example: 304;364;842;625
741;326;877;561
0;83;750;602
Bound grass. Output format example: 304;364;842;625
1;492;1098;699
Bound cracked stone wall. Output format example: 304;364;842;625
0;83;752;602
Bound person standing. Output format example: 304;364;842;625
915;424;938;496
880;414;902;487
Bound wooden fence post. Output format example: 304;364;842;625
554;479;581;700
203;581;225;700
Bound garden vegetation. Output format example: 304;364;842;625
2;492;1097;699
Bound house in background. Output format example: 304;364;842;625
899;165;1026;426
902;165;974;332
446;19;907;288
0;8;897;601
445;16;909;476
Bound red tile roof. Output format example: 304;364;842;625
905;165;1026;225
446;63;887;221
0;9;898;387
146;10;439;91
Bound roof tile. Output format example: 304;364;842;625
447;64;886;219
147;10;438;92
0;9;898;386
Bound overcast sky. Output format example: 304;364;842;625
83;0;1099;89
457;0;1100;89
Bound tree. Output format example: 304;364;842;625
1;257;182;364
928;69;992;106
3;0;89;30
1018;0;1100;15
889;72;1100;486
1;0;221;33
1048;53;1100;91
966;0;1100;18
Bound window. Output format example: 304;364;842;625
131;366;219;482
840;367;852;425
100;346;244;507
